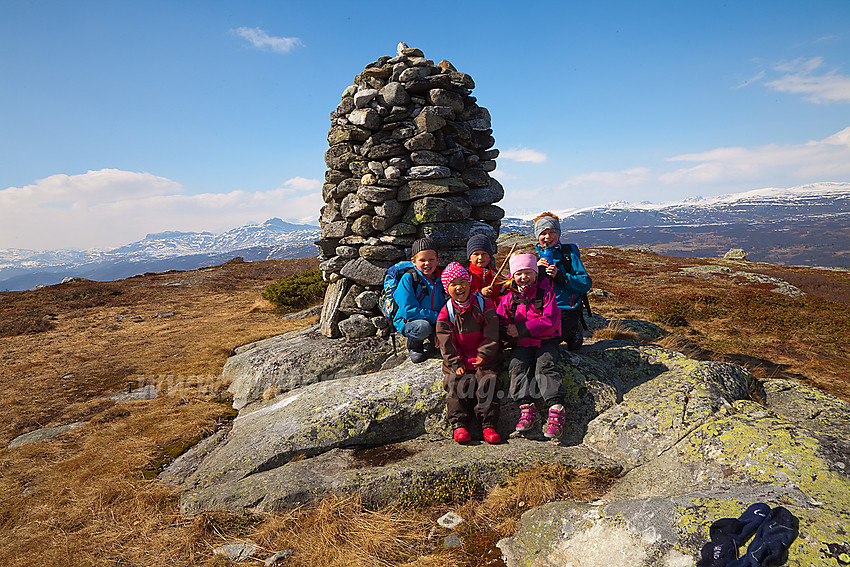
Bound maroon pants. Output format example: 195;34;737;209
444;368;501;429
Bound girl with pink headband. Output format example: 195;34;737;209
496;253;568;439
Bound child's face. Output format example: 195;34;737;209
447;277;470;303
514;268;538;287
469;250;491;268
538;229;559;248
412;249;438;276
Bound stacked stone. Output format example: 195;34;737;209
317;43;504;338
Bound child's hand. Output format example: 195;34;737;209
473;356;484;368
537;258;549;269
456;366;466;376
545;263;558;277
507;324;519;338
480;285;493;297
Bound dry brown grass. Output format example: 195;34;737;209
591;319;642;342
1;249;848;566
0;258;318;566
585;248;850;401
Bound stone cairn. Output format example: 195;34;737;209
316;43;504;339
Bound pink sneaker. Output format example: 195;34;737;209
515;403;538;432
544;404;566;439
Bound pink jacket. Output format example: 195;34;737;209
496;278;561;347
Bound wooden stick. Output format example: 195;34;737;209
494;243;517;280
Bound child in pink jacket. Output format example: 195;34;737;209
496;253;567;439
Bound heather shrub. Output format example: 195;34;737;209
262;270;327;311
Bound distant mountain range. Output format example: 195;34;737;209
503;182;850;231
502;182;850;268
0;218;320;291
2;183;849;291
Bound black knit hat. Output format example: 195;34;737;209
411;237;436;257
466;233;494;260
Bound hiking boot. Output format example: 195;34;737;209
566;329;583;351
407;338;426;363
515;403;538;432
482;427;501;444
453;426;471;443
544;404;566;438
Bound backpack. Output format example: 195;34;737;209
445;293;486;326
555;243;593;325
380;261;420;319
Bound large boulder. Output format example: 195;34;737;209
164;326;850;564
582;353;755;470
499;398;850;567
224;325;395;410
171;357;446;514
169;337;759;513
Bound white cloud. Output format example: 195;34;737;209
0;170;322;250
489;169;518;182
500;147;548;163
0;169;181;208
766;57;850;103
516;127;850;214
282;176;321;191
661;126;850;185
233;27;303;54
560;167;652;189
733;69;766;90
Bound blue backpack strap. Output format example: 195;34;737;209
446;293;486;326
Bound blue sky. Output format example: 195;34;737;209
2;0;849;250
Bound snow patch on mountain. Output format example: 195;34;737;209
0;218;321;289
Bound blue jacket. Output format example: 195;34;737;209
535;242;592;311
392;267;445;332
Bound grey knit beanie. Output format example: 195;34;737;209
411;237;436;257
534;214;561;239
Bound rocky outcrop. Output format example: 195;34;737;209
224;324;398;410
316;43;503;338
164;326;850;566
168;336;764;513
498;381;850;567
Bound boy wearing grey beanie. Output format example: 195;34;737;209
533;212;593;351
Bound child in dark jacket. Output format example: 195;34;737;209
435;261;501;444
392;238;445;363
466;234;502;304
496;253;567;439
534;212;592;351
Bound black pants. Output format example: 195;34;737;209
560;308;583;351
508;340;565;407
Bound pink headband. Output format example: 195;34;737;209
509;254;538;275
441;261;471;289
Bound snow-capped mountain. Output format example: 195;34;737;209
504;182;850;232
0;218;320;290
2;183;849;290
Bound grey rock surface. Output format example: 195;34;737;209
224;324;394;410
8;421;87;448
164;325;850;566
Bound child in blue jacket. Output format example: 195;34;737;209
392;237;445;363
534;212;592;351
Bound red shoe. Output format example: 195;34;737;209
453;427;471;443
482;427;501;444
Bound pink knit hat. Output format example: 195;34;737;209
509;254;539;275
441;261;471;289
